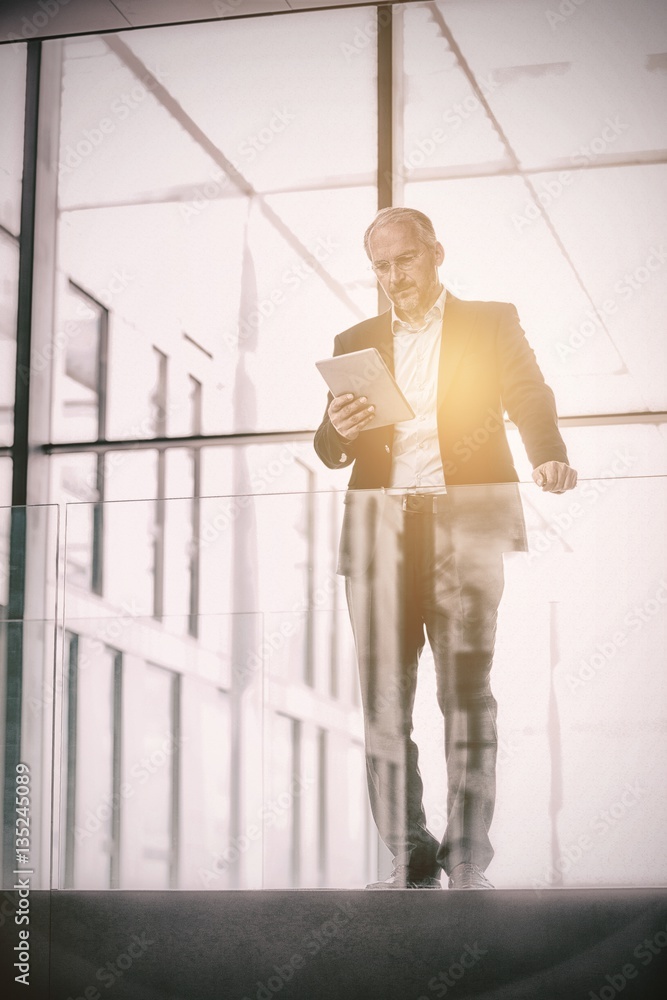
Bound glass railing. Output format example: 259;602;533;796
1;478;666;891
0;504;60;895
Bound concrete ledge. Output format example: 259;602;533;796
2;888;667;999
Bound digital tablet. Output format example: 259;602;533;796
316;348;415;431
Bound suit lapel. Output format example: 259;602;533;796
361;298;475;405
437;293;477;412
363;311;394;454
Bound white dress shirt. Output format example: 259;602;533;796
389;286;447;491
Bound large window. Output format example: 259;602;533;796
54;10;378;449
395;0;667;477
2;1;666;894
56;282;108;443
56;283;108;592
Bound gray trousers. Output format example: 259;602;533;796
343;491;506;876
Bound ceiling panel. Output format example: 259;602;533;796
0;0;417;43
112;0;290;27
0;0;130;43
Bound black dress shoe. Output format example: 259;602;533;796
447;863;494;890
366;864;442;889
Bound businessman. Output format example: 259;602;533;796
314;207;577;890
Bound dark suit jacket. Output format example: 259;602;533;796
314;295;569;573
314;294;568;485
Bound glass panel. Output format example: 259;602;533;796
102;451;158;612
163;449;196;637
236;188;377;434
52;453;100;592
3;617;60;901
14;0;663;901
0;474;12;607
403;173;667;417
0;233;20;448
52;7;377;441
507;421;667;483
57;37;217;211
529;165;667;413
0;504;60;895
494;478;666;888
400;3;509;173
52;282;107;443
264;712;299;888
59;197;250;434
63;641;118;888
195;688;232;889
0;41;26;236
53;609;264;890
53;479;667;890
265;609;370;889
126;662;177;889
399;1;667;418
147;347;168;437
120;8;377;190
402;0;667;171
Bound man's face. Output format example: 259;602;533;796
367;221;444;319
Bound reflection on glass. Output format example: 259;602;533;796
187;376;202;636
0;475;12;607
103;453;158;614
65;639;120;888
164;449;196;637
199;689;232;887
6;0;660;897
135;663;179;889
401;0;667;169
56;454;99;592
57;281;108;443
0;41;26;236
0;234;20;448
399;1;667;419
265;712;300;889
54;11;377;439
148;347;168;438
51;481;667;889
400;3;507;172
346;741;373;886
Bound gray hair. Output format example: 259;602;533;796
363;207;438;258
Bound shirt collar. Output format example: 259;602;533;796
391;285;447;336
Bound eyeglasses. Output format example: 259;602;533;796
369;248;426;276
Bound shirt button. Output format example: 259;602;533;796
384;444;390;453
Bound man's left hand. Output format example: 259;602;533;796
532;461;578;493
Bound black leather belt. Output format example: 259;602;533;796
401;493;444;514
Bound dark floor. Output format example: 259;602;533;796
1;888;667;1000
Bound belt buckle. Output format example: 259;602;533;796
402;493;437;514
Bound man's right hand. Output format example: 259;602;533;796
328;394;375;442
